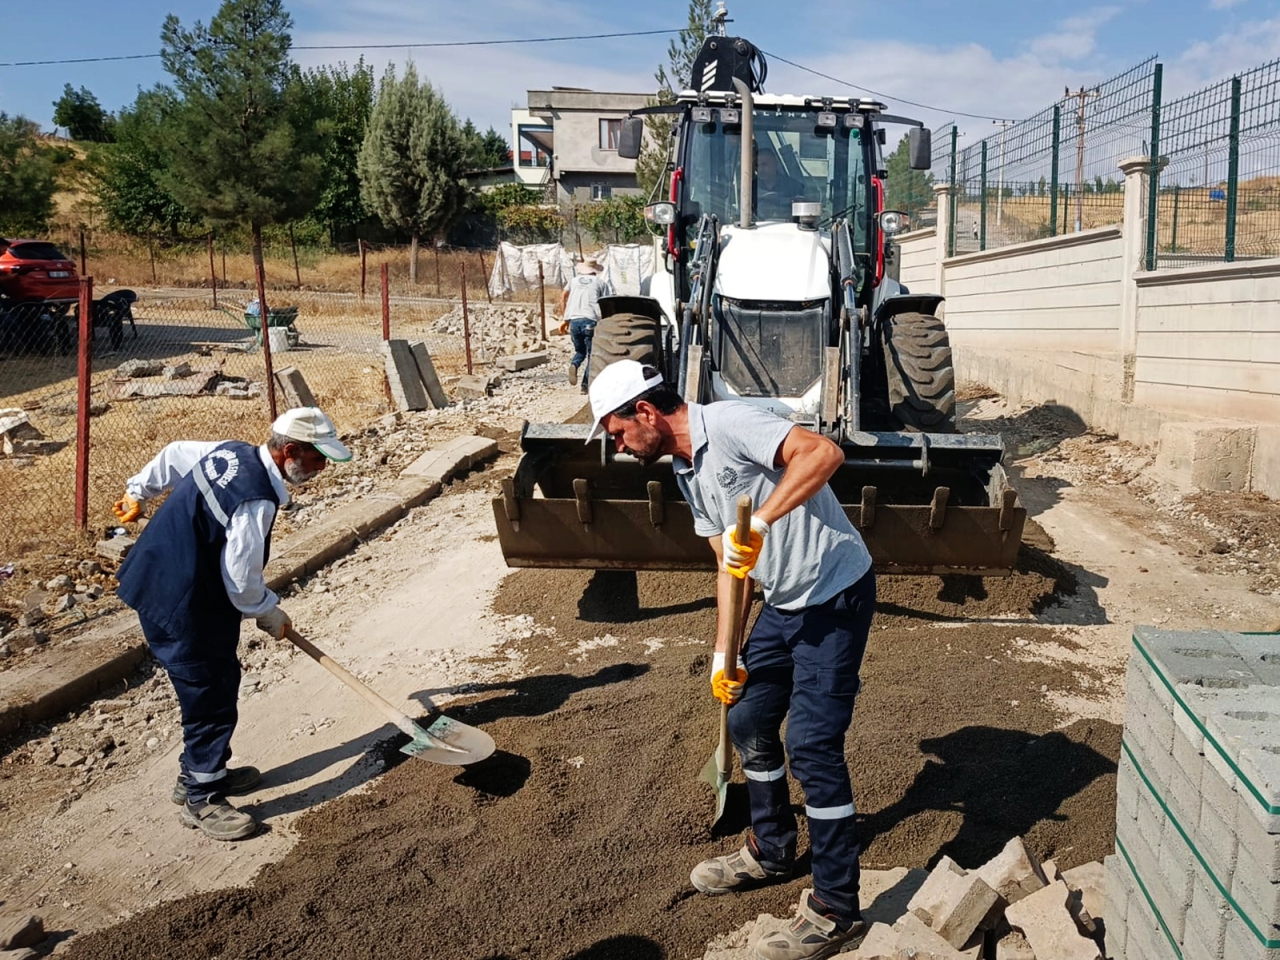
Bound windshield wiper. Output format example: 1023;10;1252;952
821;201;859;228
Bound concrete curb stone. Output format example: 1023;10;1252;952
0;436;500;739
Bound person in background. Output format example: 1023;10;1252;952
112;408;352;841
559;257;609;392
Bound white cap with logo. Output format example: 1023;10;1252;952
585;360;665;443
271;407;353;462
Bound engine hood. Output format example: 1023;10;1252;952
714;222;831;302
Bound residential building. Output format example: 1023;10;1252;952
519;88;652;204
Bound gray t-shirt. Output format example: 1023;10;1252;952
564;274;609;321
673;401;872;611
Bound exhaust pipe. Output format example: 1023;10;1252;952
733;77;753;229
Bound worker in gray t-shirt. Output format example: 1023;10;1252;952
558;257;609;393
586;360;875;960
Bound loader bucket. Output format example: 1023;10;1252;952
492;424;1027;576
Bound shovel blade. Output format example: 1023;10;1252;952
699;744;731;825
399;715;495;766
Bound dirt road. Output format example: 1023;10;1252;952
1;383;1277;958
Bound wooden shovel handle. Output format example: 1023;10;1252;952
285;626;418;739
723;495;753;679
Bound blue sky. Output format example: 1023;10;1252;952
2;0;1278;144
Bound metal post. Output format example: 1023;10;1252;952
74;276;93;530
255;259;279;421
1062;184;1070;235
360;240;368;302
381;263;390;341
434;244;441;297
461;262;473;375
289;224;301;288
79;226;87;276
1170;185;1180;253
1226;75;1242;263
221;249;227;284
479;249;492;303
1145;63;1164;271
1049;105;1061;237
207;232;218;309
980;141;988;251
947;126;958;257
995;120;1011;229
538;261;547;342
149;235;157;283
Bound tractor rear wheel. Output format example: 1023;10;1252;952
587;312;662;381
880;310;956;432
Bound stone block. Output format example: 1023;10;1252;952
1198;786;1239;888
1224;915;1280;960
891;912;981;959
1063;861;1107;930
852;921;896;959
1172;728;1205;797
907;856;968;925
1201;694;1280;831
408;341;449;409
1236;794;1280;874
1104;855;1130;959
1004;880;1102;960
973;836;1049;906
932;873;1000;947
401;436;499;485
1225;632;1280;687
274;366;317;410
497;350;549;372
993;927;1035;960
1228;865;1280;950
114;358;162;378
96;536;135;562
1250;424;1280;500
382;339;429;412
453;373;499;400
1153;419;1256;493
1118;750;1142;823
1188;873;1231;958
1135;626;1258;691
162;362;192;380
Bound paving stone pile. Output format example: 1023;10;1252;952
432;303;546;357
1108;626;1280;960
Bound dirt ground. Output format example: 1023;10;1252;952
1;383;1278;958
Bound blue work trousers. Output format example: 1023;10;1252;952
138;613;242;804
569;318;597;384
728;568;876;922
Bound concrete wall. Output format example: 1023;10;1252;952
526;90;650;182
897;228;937;293
1133;260;1280;423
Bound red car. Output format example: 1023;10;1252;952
0;238;80;302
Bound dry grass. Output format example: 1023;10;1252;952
0;290;475;562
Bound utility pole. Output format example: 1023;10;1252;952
1068;85;1101;233
993;119;1014;230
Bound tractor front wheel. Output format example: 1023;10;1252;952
880;310;956;432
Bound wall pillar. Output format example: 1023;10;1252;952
933;182;953;299
1118;156;1149;402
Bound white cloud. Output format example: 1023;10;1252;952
1209;0;1247;8
1028;6;1123;63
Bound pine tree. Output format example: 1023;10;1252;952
358;63;468;283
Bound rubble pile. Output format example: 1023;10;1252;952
0;408;64;458
0;562;120;665
106;358;263;401
432;303;545;356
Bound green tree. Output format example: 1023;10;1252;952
460;119;510;170
0;114;58;234
1037;175;1047;197
885;134;935;219
578;195;647;243
52;84;115;142
155;0;323;273
358;63;469;283
636;0;714;195
297;60;375;242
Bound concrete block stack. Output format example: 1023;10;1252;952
1107;625;1280;960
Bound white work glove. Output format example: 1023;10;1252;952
256;606;292;640
711;651;748;705
721;515;770;579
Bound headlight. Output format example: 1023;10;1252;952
879;210;908;236
645;202;677;226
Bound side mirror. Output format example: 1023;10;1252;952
908;127;932;171
618;117;644;160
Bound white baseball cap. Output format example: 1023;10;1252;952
585;360;666;443
271;407;353;462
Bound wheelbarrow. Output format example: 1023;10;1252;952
220;299;300;348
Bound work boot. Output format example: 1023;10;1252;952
179;795;258;841
691;838;792;895
171;766;262;804
753;890;867;960
568;363;578;385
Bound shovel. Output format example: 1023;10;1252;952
285;627;495;765
699;494;754;825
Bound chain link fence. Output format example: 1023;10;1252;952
0;283;496;563
1149;57;1280;269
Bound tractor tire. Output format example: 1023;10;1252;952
880;310;956;432
586;312;662;382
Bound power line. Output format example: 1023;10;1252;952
760;48;1013;123
0;28;681;68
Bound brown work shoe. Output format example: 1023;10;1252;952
691;841;791;895
753;889;867;960
179;795;258;841
171;766;262;804
568;364;578;385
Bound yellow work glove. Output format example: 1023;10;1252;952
721;515;770;579
558;320;570;336
113;494;142;523
256;606;292;640
710;651;748;705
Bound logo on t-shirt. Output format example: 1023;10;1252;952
203;449;240;489
716;466;738;489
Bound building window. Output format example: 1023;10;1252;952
599;118;621;150
517;125;552;168
591;184;613;201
